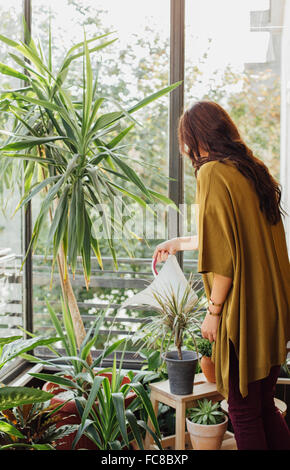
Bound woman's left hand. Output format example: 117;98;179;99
201;313;221;343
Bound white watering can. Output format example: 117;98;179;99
121;254;198;311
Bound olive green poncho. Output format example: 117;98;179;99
196;160;290;400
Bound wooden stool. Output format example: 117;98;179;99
221;397;287;417
145;373;233;450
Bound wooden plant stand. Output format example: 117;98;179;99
144;373;237;450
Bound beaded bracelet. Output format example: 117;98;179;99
209;298;223;307
207;307;222;317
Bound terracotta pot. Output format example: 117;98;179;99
186;415;228;450
43;372;137;450
200;356;216;383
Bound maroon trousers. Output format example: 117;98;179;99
227;341;290;450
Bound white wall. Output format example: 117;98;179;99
280;0;290;253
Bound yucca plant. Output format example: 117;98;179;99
0;400;77;450
23;315;162;450
71;356;162;450
23;299;127;399
132;275;206;361
0;19;180;360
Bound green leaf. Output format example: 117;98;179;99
125;410;144;450
91;236;103;270
147;188;180;210
107;124;135;149
80;311;106;362
45;300;69;354
0;442;54;450
83;32;93;135
9;53;47;83
81;376;105;424
110;154;153;201
87;97;104;131
0;421;25;439
51;190;70;261
71;418;94;450
136;420;163;450
1;152;57;166
127;81;182;115
76;179;85;253
0;336;22;347
109;440;122;450
0;387;53;411
47;185;70;244
61;298;77;358
0;336;59;368
112;392;129;446
28;373;81;392
15;174;61;213
130;382;160;438
0;135;68;152
0;34;18;48
68;183;78;274
0;62;29;82
61;39;118;72
92;339;125;368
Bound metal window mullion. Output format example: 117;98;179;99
168;0;185;267
22;0;33;335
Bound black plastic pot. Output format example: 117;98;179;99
162;350;201;395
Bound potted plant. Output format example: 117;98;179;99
71;356;162;450
0;22;180;363
22;298;160;450
0;400;77;450
197;338;216;383
132;276;205;395
186;399;228;450
20;299;135;449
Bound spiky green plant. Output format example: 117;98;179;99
187;399;226;426
0;18;180;356
132;275;206;360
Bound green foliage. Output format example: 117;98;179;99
196;338;212;358
71;355;162;450
187;399;226;426
139;349;167;383
0;387;52;411
0;335;59;370
21;299;126;397
0;401;77;450
0;21;179;282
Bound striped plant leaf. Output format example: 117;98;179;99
0;387;53;411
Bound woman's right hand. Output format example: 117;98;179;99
152;238;180;264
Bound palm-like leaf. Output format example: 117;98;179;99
0;26;180;279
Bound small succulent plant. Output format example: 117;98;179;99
187;399;226;425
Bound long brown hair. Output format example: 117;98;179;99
178;101;284;225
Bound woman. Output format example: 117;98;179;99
153;101;290;450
